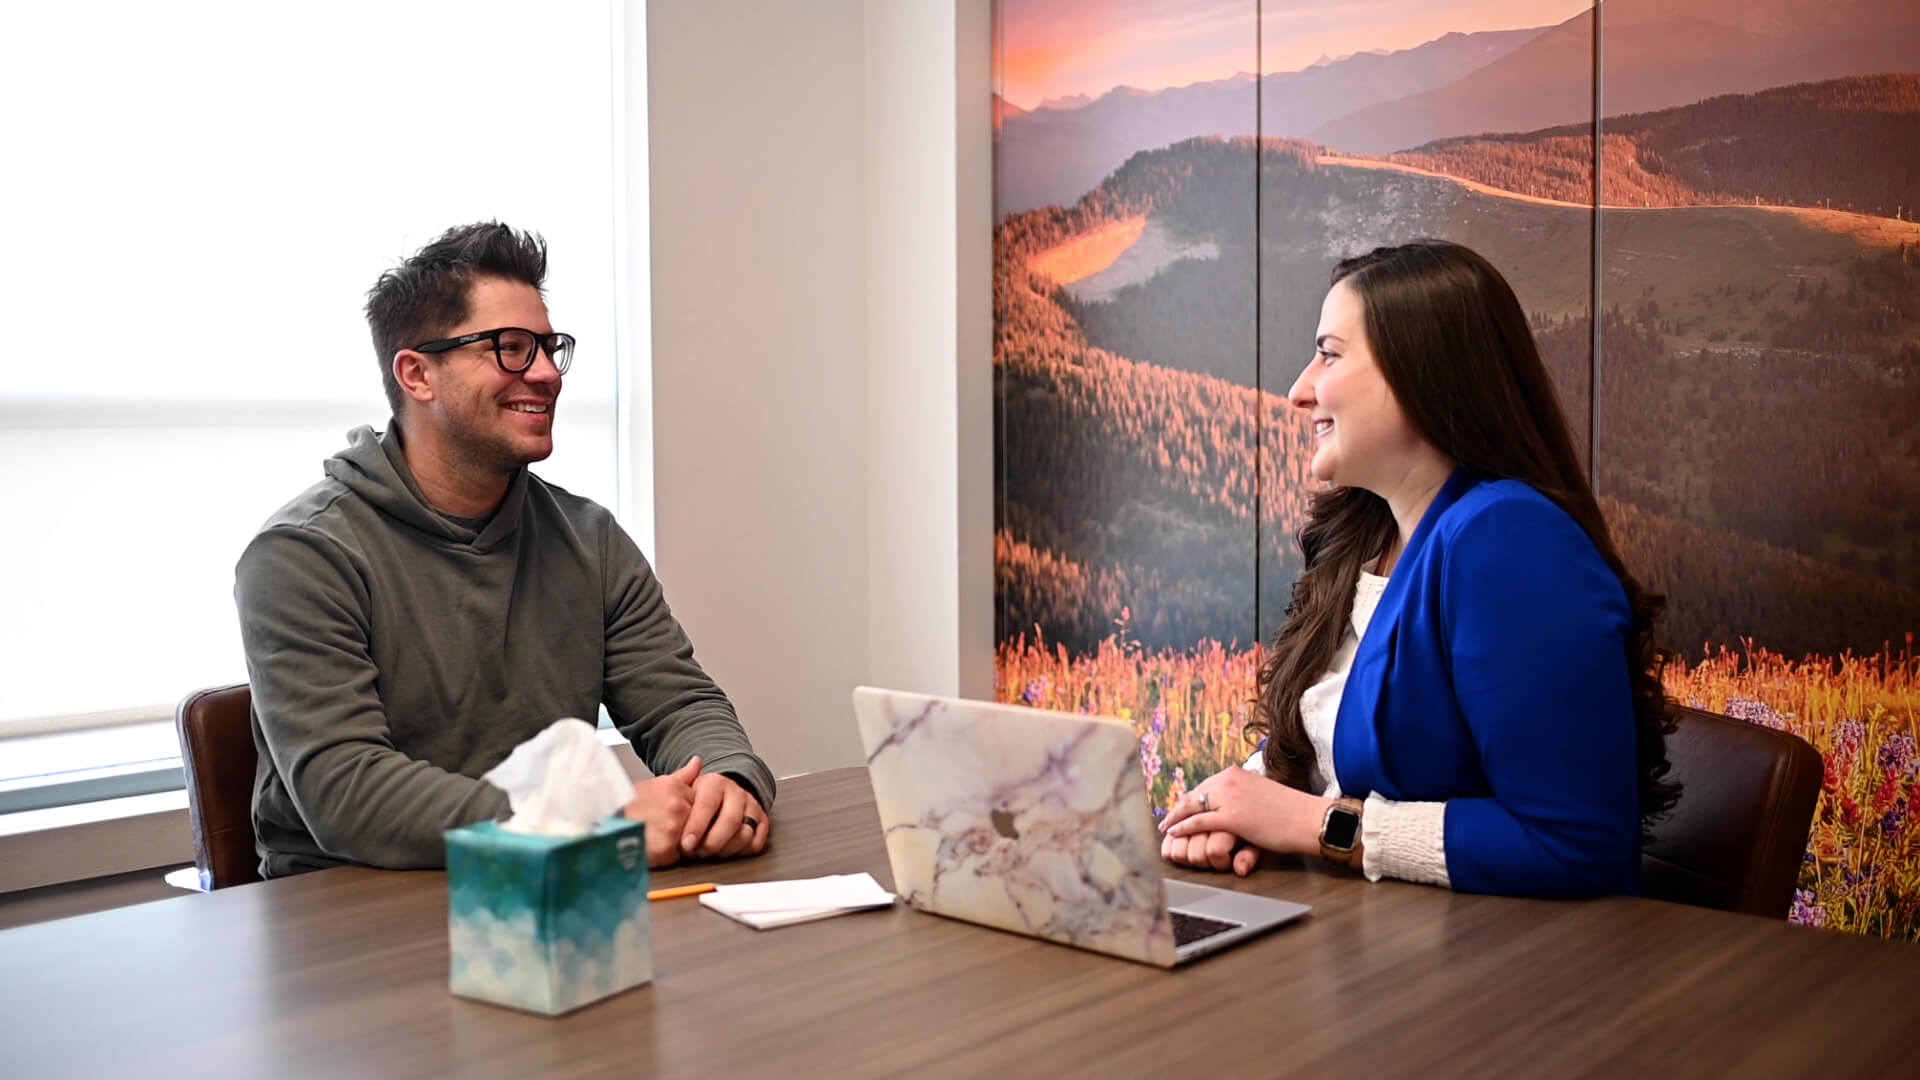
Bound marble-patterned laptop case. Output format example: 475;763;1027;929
853;687;1179;967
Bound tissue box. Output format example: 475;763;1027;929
445;817;652;1016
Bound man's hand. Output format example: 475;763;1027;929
681;771;771;859
623;756;702;867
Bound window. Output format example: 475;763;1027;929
0;3;647;767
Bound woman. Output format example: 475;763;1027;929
1158;239;1677;897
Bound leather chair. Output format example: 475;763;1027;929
1642;703;1823;918
175;684;262;890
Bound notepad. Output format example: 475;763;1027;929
697;873;896;929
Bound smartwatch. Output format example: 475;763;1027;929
1320;799;1362;860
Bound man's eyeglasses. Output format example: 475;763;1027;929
412;327;576;375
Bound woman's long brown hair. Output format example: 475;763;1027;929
1254;239;1679;835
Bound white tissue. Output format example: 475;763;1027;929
482;718;635;836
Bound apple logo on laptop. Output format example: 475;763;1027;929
990;808;1020;841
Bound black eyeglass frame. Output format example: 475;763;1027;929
411;326;576;375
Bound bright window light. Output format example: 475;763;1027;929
0;1;639;730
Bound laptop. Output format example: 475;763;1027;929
851;686;1311;967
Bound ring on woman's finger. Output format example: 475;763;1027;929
1197;791;1210;811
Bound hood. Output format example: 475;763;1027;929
322;424;528;550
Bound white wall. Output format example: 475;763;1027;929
954;2;995;705
865;1;996;703
647;0;994;781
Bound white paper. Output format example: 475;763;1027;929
704;873;895;913
698;873;895;929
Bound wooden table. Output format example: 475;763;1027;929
3;768;1916;1078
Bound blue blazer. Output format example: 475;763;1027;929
1332;469;1642;898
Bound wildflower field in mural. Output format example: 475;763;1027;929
998;629;1920;940
996;613;1263;816
1669;640;1920;939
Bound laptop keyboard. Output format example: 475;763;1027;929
1169;909;1243;947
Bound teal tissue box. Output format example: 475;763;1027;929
445;817;652;1016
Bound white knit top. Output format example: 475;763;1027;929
1244;571;1451;887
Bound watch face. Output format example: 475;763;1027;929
1324;806;1361;851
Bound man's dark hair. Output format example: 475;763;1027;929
364;222;549;418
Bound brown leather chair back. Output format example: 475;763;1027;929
1642;703;1823;918
175;684;263;889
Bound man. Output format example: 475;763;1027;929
235;221;772;876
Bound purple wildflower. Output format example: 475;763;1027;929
1722;696;1788;731
1877;734;1917;780
1788;889;1827;929
1879;797;1908;841
1139;729;1163;782
1835;718;1867;756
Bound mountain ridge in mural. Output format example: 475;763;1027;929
1313;0;1920;154
1390;73;1920;214
995;25;1546;215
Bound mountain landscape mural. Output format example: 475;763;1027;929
993;0;1919;938
995;25;1545;215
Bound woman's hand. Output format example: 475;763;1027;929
1159;767;1328;858
1161;827;1260;876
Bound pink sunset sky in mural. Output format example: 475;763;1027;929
997;0;1590;110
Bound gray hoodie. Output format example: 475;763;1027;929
235;425;773;877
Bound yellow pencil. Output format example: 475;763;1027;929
648;881;719;901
